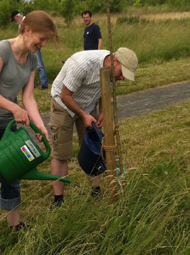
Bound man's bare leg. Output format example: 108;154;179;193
51;159;68;207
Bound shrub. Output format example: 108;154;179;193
133;0;142;8
59;0;75;27
20;1;35;15
33;0;49;10
0;0;17;26
109;0;125;13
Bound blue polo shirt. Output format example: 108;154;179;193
83;23;102;50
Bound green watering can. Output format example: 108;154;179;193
0;120;71;184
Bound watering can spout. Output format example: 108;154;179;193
21;168;72;184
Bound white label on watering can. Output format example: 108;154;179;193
25;140;41;158
21;145;35;162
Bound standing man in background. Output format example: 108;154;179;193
81;10;102;50
11;11;48;90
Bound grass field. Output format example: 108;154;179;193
11;11;190;112
0;10;190;255
11;13;190;112
1;100;190;254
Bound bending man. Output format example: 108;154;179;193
50;48;138;207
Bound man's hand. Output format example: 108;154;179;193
82;112;97;128
97;112;103;128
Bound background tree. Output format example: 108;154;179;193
109;0;125;12
166;0;190;7
33;0;49;10
60;0;75;27
0;0;17;26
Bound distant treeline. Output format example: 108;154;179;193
1;0;190;26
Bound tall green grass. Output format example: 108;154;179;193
14;14;190;112
2;14;190;84
1;101;190;254
54;15;190;63
1;12;190;254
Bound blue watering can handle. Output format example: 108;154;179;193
4;120;50;157
91;122;103;141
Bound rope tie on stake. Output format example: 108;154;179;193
103;145;116;151
101;137;115;165
101;137;115;152
114;125;120;135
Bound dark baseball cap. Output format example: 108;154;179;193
11;11;20;22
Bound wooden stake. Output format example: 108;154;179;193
106;0;123;173
100;68;118;202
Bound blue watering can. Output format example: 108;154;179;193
78;122;106;176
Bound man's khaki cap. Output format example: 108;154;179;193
115;47;138;81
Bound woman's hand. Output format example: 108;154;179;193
35;125;50;143
12;105;30;126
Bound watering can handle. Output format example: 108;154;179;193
29;121;50;154
4;120;50;157
3;119;18;138
91;122;103;141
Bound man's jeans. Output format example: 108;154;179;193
0;126;21;210
36;49;48;88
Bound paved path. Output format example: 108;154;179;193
23;81;190;138
116;81;190;119
42;81;190;128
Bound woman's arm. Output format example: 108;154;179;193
22;71;50;141
0;57;30;125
